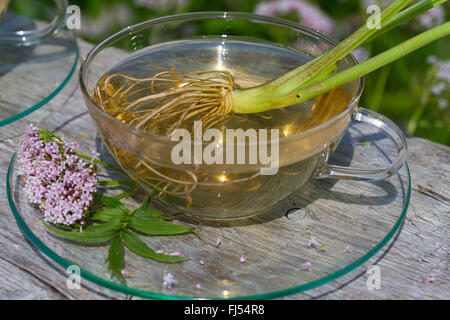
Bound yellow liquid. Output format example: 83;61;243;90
93;39;351;219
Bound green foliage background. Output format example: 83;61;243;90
12;0;450;145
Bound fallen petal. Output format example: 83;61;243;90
308;236;322;248
343;245;353;253
215;237;222;248
433;242;442;253
418;256;431;263
302;261;312;272
424;274;436;283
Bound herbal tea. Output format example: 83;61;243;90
93;39;351;218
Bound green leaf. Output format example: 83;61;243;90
133;207;170;219
99;195;129;212
92;207;125;222
132;195;168;218
38;128;60;143
122;230;185;263
136;196;151;211
128;215;194;236
43;219;122;243
98;180;136;187
106;235;124;281
84;218;123;232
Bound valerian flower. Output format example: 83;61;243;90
433;242;442;253
169;251;180;257
215;237;222;248
425;56;449;111
134;0;189;11
423;274;436;283
163;272;178;289
351;47;370;63
427;56;450;85
418;256;430;263
361;0;392;10
254;0;334;34
18;125;98;226
416;6;444;30
308;236;322;248
302;261;312;271
343;245;353;253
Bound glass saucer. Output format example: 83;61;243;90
0;1;78;126
7;120;410;299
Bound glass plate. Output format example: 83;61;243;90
0;2;77;126
7;120;411;299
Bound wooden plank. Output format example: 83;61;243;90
0;38;448;300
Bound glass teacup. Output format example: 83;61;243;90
80;12;407;219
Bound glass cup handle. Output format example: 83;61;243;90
317;108;408;181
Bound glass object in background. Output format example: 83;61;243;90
0;0;78;126
0;0;67;46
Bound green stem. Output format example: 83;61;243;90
75;151;126;175
279;0;411;89
369;64;391;112
98;180;137;187
232;0;413;107
272;22;450;110
407;69;435;134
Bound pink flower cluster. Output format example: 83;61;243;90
163;272;178;289
427;56;450;85
254;0;334;34
426;56;449;109
18;125;98;226
416;6;444;30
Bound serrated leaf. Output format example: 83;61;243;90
99;195;129;212
92;207;125;222
122;229;185;263
106;235;124;281
43;219;122;243
128;215;193;236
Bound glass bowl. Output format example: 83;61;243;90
0;0;67;46
80;12;407;219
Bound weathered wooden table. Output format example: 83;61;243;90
0;38;448;300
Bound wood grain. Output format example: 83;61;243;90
0;38;448;300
